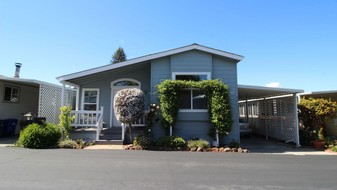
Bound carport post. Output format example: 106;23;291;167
264;98;268;140
245;100;249;122
293;93;300;147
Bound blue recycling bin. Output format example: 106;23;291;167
0;120;5;137
4;119;18;137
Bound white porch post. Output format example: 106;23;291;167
122;123;125;141
293;93;301;147
76;87;80;111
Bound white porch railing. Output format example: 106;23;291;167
70;107;104;141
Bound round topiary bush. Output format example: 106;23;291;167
17;123;62;149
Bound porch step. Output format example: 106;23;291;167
99;134;122;140
95;140;124;145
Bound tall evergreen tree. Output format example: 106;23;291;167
111;47;127;64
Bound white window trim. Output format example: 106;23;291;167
81;88;100;111
172;72;210;112
3;85;20;103
172;72;211;80
110;78;141;88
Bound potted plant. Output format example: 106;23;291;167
312;127;325;150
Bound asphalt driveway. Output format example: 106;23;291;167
0;147;336;190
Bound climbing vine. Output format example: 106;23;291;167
156;79;232;139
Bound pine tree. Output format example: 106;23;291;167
111;47;127;64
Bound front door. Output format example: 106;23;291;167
110;79;141;127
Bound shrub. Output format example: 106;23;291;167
58;139;95;149
187;139;210;151
59;106;75;139
156;136;186;150
330;145;337;152
229;139;240;148
58;139;78;149
17;123;62;149
133;133;153;149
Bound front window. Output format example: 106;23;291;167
173;72;210;111
82;89;99;111
3;85;20;103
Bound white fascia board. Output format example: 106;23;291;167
193;44;244;61
238;84;304;93
299;90;337;96
57;44;244;82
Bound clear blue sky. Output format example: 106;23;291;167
1;0;336;92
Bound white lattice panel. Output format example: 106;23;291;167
38;84;76;124
239;96;298;144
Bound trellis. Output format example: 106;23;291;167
239;95;299;145
38;84;76;124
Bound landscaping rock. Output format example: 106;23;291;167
224;148;231;152
211;147;219;152
197;147;203;152
238;148;243;153
190;147;197;152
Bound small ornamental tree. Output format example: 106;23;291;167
114;88;144;141
59;106;75;139
299;97;337;138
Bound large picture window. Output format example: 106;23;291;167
82;88;99;111
173;72;210;112
3;85;20;103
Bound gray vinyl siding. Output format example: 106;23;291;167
78;63;151;127
150;57;171;103
171;50;212;73
212;55;239;143
0;80;39;134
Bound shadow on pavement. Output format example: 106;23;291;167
240;136;332;155
0;136;18;147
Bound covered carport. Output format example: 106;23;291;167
238;85;304;147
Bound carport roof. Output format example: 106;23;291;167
238;84;304;100
0;75;61;88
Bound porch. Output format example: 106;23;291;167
69;107;146;144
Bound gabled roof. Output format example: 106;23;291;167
57;43;244;82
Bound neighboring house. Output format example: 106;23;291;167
299;91;337;136
0;65;75;135
57;44;303;146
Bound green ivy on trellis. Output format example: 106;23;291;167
156;79;232;139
